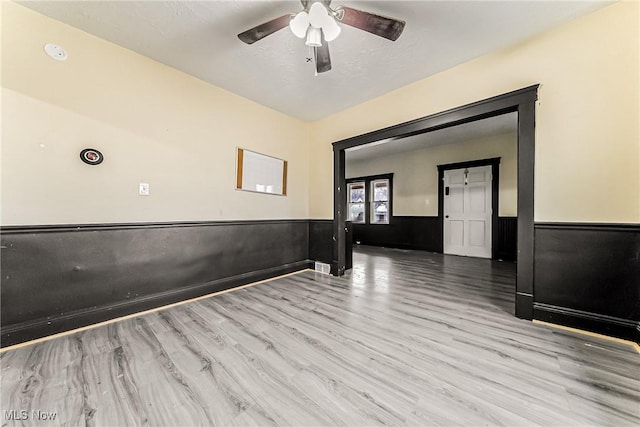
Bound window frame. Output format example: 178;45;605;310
345;173;393;225
347;181;366;224
369;178;390;224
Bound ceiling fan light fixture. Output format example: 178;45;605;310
323;18;341;42
309;2;330;29
238;1;405;75
305;26;322;47
289;11;310;38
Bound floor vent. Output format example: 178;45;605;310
314;262;330;275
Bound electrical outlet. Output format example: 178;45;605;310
139;183;150;196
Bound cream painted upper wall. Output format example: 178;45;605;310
3;2;639;225
346;132;517;217
310;2;640;223
1;2;309;225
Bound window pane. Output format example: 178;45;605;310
371;201;389;224
372;180;388;201
348;182;365;203
349;203;365;223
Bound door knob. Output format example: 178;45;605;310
445;215;449;218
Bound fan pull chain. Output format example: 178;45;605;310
308;45;318;77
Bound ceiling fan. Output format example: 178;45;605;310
237;0;405;74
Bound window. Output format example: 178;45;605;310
348;182;366;223
346;174;393;225
370;179;389;224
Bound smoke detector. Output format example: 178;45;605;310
43;43;68;61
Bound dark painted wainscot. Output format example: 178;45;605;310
533;223;639;343
3;220;637;346
352;216;517;261
1;220;337;347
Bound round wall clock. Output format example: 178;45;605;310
80;148;103;165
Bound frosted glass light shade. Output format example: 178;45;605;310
305;26;322;47
293;2;340;45
309;2;330;29
323;18;341;41
289;12;310;38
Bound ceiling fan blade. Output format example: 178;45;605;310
314;42;331;74
238;14;292;45
336;6;405;41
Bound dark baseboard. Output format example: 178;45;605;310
534;303;639;343
1;260;313;347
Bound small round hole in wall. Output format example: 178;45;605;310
80;148;103;165
44;43;68;61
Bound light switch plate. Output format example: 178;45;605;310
139;183;150;196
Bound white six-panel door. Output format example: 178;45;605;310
443;165;492;258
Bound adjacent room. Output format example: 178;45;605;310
1;1;638;426
345;113;518;262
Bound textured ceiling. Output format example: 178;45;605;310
20;1;609;121
346;112;517;163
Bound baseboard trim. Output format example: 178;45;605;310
1;260;313;348
533;320;640;353
533;302;639;343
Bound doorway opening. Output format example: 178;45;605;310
332;85;538;320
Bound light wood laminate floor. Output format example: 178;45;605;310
1;246;638;426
